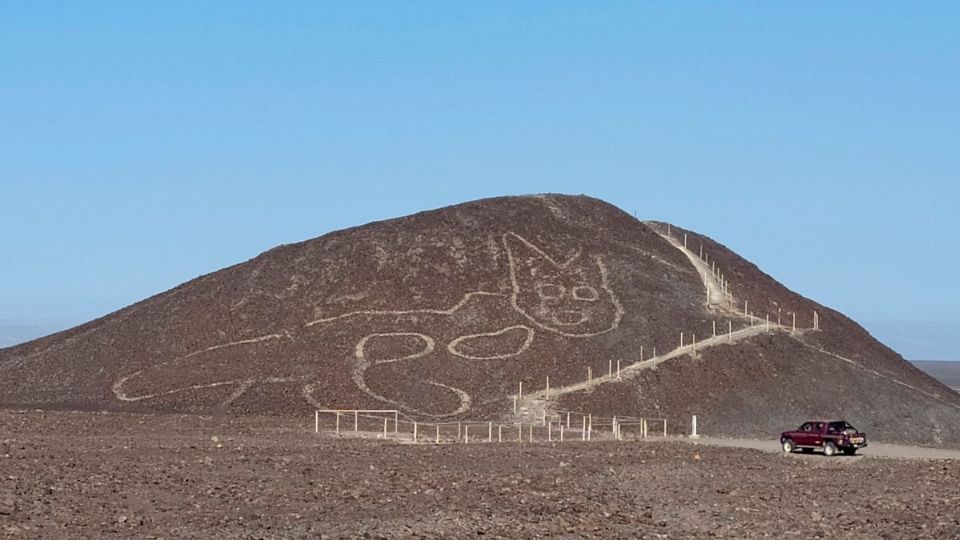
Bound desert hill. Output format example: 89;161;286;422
1;194;958;444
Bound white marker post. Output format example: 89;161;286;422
488;422;493;443
315;411;319;434
690;415;700;439
616;359;621;379
436;424;440;444
413;422;418;443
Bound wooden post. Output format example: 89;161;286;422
335;412;340;436
792;312;796;332
566;412;571;428
457;422;462;442
383;417;388;438
519;381;523;400
545;376;550;399
587;414;592;441
560;424;564;442
653;347;657;357
517;424;522;443
612;416;617;438
529;425;533;443
581;416;586;441
663;419;667;438
315;411;319;434
640;345;643;361
684;233;687;248
413;422;418;442
690;415;699;439
608;359;612;377
766;314;769;330
713;320;716;337
744;300;748;316
680;331;683;348
777;308;782;326
498;424;503;443
616;358;621;379
588;366;592;385
488;422;493;442
548;421;552;441
699;244;702;259
667;223;671;236
354;411;358;432
642;419;648;439
394;411;399;433
728;320;732;342
436;424;440;444
464;425;469;444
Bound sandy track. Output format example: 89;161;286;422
679;436;960;460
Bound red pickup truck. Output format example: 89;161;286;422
780;420;867;456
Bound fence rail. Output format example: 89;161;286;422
314;409;668;444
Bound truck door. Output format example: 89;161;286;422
810;422;826;447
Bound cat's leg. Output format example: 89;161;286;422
349;332;472;417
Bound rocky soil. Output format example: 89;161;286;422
2;410;959;539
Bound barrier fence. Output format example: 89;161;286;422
313;409;668;444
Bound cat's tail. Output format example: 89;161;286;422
112;332;294;406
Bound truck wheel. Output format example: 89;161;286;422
823;442;838;457
781;439;795;453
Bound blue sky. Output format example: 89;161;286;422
1;3;958;358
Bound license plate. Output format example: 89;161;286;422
851;437;864;444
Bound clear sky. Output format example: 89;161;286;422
2;3;958;358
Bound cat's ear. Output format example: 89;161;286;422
503;232;579;277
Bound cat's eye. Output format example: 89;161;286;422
536;283;565;299
572;285;599;301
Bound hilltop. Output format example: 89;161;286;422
1;194;958;444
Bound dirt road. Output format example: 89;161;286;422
681;436;960;460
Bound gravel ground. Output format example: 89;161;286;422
2;410;959;539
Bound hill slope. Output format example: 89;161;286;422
2;195;958;444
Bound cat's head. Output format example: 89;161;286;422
503;232;623;336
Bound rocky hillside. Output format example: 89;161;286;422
1;195;958;444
